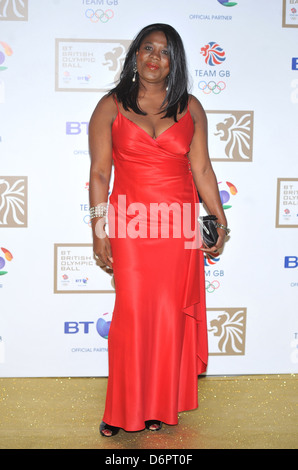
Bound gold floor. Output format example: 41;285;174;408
0;375;297;450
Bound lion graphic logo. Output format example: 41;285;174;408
102;45;127;85
0;0;28;21
0;177;27;227
208;308;247;355
207;111;253;162
214;112;253;161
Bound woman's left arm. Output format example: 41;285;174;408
188;95;228;254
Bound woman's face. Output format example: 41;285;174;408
136;31;170;85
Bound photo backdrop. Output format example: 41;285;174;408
1;0;298;377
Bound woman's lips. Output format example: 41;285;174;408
146;62;159;70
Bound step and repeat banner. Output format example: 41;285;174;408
0;0;297;377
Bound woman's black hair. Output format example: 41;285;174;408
108;23;189;120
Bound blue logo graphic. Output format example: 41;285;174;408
217;0;238;6
64;314;111;339
284;256;298;268
96;317;111;339
292;58;298;70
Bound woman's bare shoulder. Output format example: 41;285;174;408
188;94;207;127
188;94;206;115
90;93;118;124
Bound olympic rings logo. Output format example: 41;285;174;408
198;81;226;94
205;280;220;293
85;9;114;23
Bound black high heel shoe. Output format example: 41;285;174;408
99;421;120;437
145;420;162;431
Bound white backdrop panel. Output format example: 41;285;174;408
0;0;297;377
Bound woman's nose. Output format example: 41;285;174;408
149;49;160;60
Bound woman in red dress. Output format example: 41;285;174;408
88;24;228;437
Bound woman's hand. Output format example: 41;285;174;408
200;229;227;255
93;220;113;269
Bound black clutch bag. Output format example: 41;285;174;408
198;215;219;248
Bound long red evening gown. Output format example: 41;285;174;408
102;101;208;431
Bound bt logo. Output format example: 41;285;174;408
64;315;111;339
66;122;89;135
217;0;238;6
284;256;298;268
292;58;298;70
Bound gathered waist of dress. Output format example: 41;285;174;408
113;154;192;180
111;166;195;206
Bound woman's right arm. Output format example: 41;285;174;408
88;94;117;268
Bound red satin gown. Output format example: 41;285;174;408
102;101;208;431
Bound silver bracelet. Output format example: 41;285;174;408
89;204;108;220
216;223;230;235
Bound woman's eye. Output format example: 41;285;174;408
142;46;168;55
